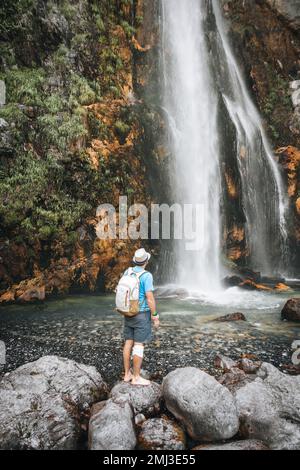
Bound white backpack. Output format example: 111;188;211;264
115;268;145;317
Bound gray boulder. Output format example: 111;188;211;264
235;363;300;450
0;356;108;450
88;398;136;450
138;416;186;450
162;367;239;442
110;381;162;416
266;0;300;30
281;298;300;322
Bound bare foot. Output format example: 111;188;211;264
131;376;151;386
123;371;133;383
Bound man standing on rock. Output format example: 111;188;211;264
123;248;159;386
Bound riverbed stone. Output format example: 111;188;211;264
138;416;186;450
214;355;239;371
162;367;239;442
238;357;261;374
281;298;300;322
214;312;246;322
235;362;300;450
88;398;136;450
0;356;108;450
110;381;162;416
218;368;255;394
214;355;261;375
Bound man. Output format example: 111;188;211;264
123;248;159;386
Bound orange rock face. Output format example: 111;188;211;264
296;198;300;216
276;146;300;197
276;146;300;245
224;225;248;262
225;172;238;199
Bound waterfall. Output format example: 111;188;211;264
162;0;221;292
211;0;289;276
161;0;289;292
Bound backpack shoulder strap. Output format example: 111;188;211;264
135;269;146;279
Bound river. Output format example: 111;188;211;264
1;288;299;386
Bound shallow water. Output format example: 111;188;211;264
0;288;299;385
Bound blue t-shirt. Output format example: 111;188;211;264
126;267;154;311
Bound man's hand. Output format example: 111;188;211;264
152;317;160;328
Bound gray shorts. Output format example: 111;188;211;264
123;311;152;344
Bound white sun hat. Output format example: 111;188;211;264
133;248;151;266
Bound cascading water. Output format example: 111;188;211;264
162;0;221;292
161;0;289;294
211;0;289;275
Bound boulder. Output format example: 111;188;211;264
162;367;239;442
193;439;269;450
0;356;108;450
41;6;70;44
214;355;239;372
222;275;243;288
281;298;300;322
88;399;136;450
90;401;107;418
110;381;162;416
138;416;186;450
214;312;246;322
235;363;300;450
238;358;261;374
290;80;300;91
218;369;256;394
214;355;261;375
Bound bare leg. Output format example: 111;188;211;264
123;339;133;382
132;342;150;386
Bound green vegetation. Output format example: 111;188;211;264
0;33;102;249
115;120;131;143
0;0;36;37
262;67;292;142
0;0;144;276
